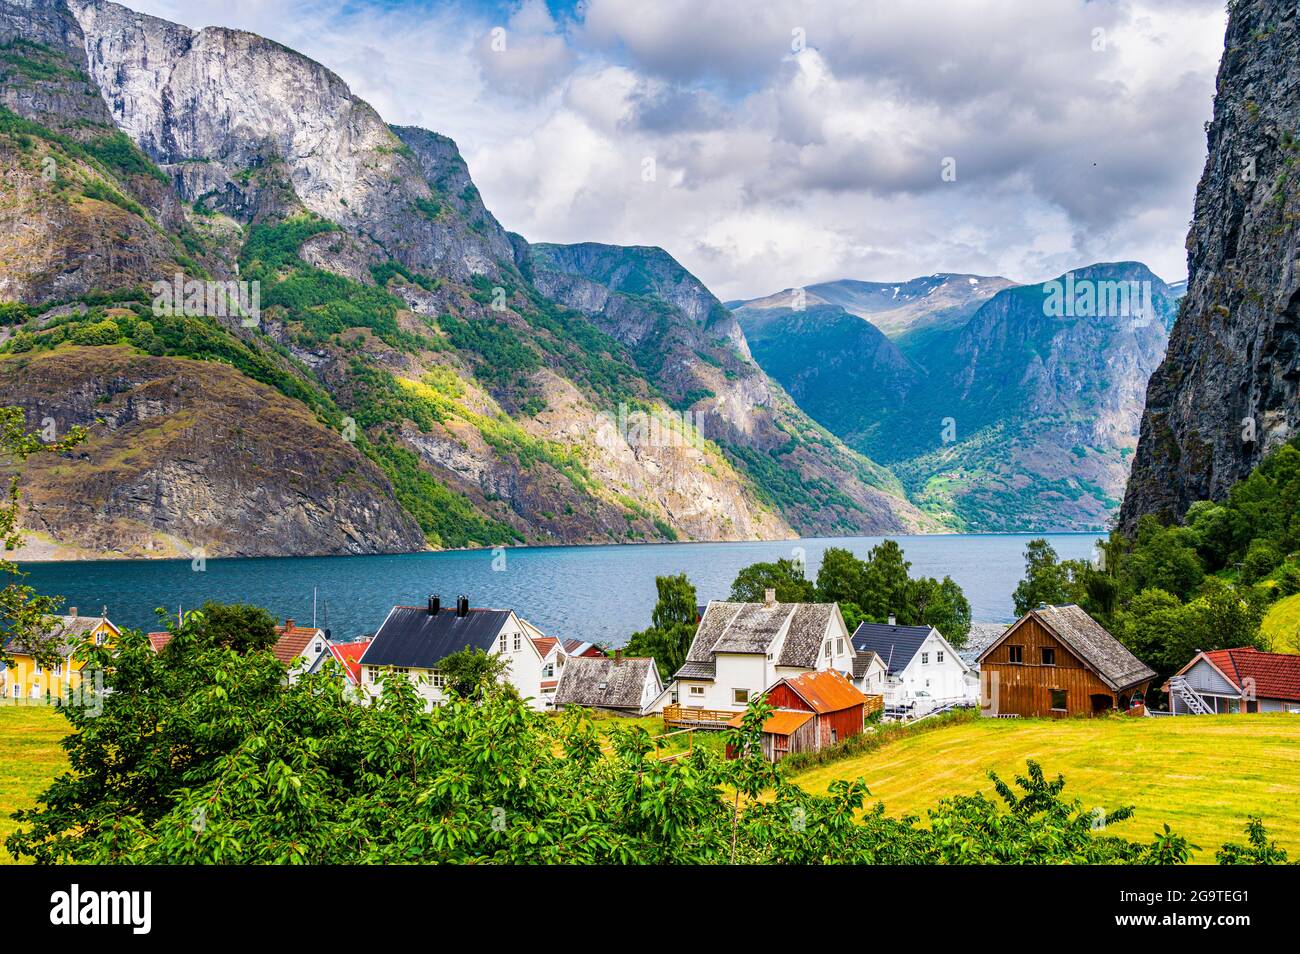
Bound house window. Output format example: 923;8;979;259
921;652;929;665
498;634;508;653
34;662;42;675
431;671;447;689
936;651;944;664
513;633;521;652
95;633;107;646
689;685;705;697
54;663;63;676
1050;689;1067;711
823;639;832;657
733;689;749;705
1008;645;1024;664
836;639;844;655
1041;647;1056;666
542;663;554;678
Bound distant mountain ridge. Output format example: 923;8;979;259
736;262;1184;531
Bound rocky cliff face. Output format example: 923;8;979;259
1121;0;1300;527
0;346;425;557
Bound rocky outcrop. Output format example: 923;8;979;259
1121;0;1300;527
0;346;426;557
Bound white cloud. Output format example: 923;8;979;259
124;0;1228;298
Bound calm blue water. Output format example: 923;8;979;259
16;534;1101;647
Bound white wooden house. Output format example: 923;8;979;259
358;596;555;710
554;651;663;715
851;619;974;716
658;590;855;720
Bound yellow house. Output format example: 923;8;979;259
1;608;121;703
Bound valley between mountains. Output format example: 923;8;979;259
1;0;1186;559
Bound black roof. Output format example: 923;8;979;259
851;622;934;675
360;606;513;669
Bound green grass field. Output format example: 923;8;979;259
791;714;1300;862
1262;593;1300;653
0;705;69;864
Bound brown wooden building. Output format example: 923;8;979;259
976;604;1155;718
727;669;875;762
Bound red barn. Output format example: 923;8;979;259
727;669;870;762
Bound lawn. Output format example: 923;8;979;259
579;712;728;760
1261;593;1300;653
790;714;1300;863
0;704;69;864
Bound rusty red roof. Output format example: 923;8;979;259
726;708;814;735
1200;648;1300;702
532;636;558;657
146;632;173;653
779;669;869;713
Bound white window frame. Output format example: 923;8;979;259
921;652;929;665
689;685;705;697
733;688;749;705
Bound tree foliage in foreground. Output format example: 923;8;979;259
7;606;1281;865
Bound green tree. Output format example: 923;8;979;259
438;645;512;699
814;547;867;605
169;601;278;655
860;540;911;621
728;558;815;603
0;407;87;670
1011;539;1072;616
625;574;699;680
907;575;971;647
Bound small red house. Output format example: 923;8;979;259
727;669;871;762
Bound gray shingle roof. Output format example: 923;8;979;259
852;649;884;679
778;604;835;667
985;604;1156;691
555;655;656;710
3;615;115;658
675;599;838;678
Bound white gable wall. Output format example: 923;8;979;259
891;631;971;706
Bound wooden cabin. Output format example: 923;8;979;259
727;669;875;762
976;604;1155;718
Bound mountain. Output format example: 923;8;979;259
1122;0;1300;528
737;263;1182;531
731;273;1016;338
0;0;927;559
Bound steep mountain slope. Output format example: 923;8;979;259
528;242;931;534
1122;0;1300;527
738;263;1181;531
0;0;926;558
731;273;1015;338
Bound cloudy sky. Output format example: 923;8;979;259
128;0;1228;300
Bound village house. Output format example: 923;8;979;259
977;604;1155;718
660;589;855;726
147;617;328;683
726;669;875;762
553;651;663;716
1164;647;1300;715
304;638;372;692
1;608;120;701
358;595;558;710
851;617;973;716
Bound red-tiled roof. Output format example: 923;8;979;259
273;624;323;665
563;638;603;657
1201;648;1300;702
781;669;869;713
327;639;371;686
147;632;173;653
532;636;558;657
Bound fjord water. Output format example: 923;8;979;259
19;534;1101;646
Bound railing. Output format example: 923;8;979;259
863;694;883;717
663;704;738;728
1168;676;1214;715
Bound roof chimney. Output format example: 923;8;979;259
764;588;776;606
68;606;77;618
428;594;441;615
614;648;623;666
284;619;295;631
456;595;469;618
888;613;896;627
